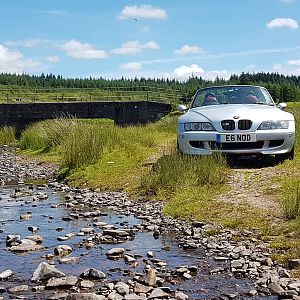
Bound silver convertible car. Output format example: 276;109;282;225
177;85;295;160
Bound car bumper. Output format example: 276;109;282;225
177;130;295;156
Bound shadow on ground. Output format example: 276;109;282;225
226;155;281;169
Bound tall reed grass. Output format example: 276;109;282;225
282;185;300;220
19;116;178;173
141;151;227;197
0;126;16;145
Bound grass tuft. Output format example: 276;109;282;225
282;185;300;220
0;126;16;145
141;151;227;197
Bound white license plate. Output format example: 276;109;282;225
216;133;256;143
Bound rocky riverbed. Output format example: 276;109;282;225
0;146;299;300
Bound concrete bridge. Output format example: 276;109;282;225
0;101;172;133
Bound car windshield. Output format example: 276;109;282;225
192;86;275;108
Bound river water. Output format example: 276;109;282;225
0;147;277;299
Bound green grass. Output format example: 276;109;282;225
0;126;16;145
18;116;178;191
141;152;226;197
7;103;300;265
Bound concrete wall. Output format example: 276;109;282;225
0;101;172;132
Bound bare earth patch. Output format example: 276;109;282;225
217;161;287;213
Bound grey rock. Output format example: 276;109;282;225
8;285;29;293
67;294;105;300
103;229;129;237
145;269;157;286
80;268;106;280
288;259;300;269
28;226;39;233
125;294;146;300
134;283;153;294
80;280;95;289
0;269;13;280
107;291;124;300
115;282;130;295
268;283;285;294
106;248;125;257
31;262;65;282
175;291;189;300
54;245;73;256
46;275;78;288
148;288;169;299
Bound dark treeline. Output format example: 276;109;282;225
0;72;300;102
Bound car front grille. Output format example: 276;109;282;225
238;119;252;130
210;141;264;150
221;120;235;130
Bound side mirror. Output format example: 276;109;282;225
278;102;287;110
177;104;188;112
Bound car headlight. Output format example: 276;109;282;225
258;120;289;130
184;122;216;131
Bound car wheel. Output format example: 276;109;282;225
276;146;294;162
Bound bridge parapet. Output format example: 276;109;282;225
0;101;172;132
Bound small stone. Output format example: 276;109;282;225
20;214;32;220
54;245;73;256
46;276;78;288
80;280;95;289
0;270;13;280
268;283;285;294
288;259;300;269
80;268;106;279
148;288;169;299
145;269;157;286
115;282;130;295
28;226;39;233
175;291;189;300
8;285;29;293
67;294;105;300
134;282;153;294
31;262;65;282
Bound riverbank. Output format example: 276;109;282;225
1;147;300;300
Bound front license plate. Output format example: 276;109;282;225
216;133;256;143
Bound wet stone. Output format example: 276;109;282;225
8;285;29;293
46;275;78;288
0;269;13;280
32;262;65;282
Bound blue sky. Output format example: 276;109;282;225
0;0;300;80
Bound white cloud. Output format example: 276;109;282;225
245;64;256;70
4;39;45;48
266;18;298;29
272;63;283;71
60;39;108;59
203;70;232;81
174;45;203;56
287;59;300;65
121;62;143;71
279;0;295;3
118;5;167;20
47;56;60;63
38;10;64;15
111;40;159;55
173;64;205;79
0;44;41;73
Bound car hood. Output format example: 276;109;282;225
179;104;294;123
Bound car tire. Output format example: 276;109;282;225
276;146;294;162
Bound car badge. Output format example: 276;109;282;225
233;116;239;119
